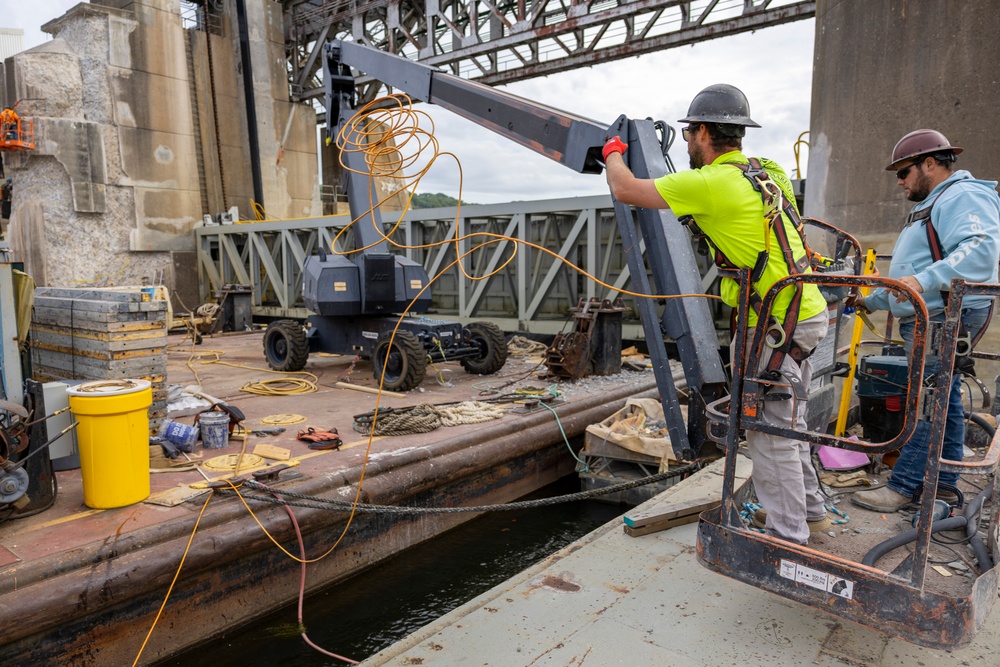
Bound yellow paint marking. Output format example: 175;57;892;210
22;508;105;532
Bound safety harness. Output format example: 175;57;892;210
709;158;816;383
906;179;993;371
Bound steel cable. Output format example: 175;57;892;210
221;462;703;514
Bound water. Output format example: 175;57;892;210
157;476;628;666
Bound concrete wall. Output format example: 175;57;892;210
228;0;320;220
2;0;320;308
805;0;1000;242
806;0;1000;386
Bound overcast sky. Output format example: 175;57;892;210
6;1;815;204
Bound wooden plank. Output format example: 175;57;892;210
253;444;291;460
30;350;166;374
33;306;166;328
145;485;211;507
30;339;165;361
31;364;165;384
30;331;166;355
30;323;166;343
36;288;144;301
623;498;721;530
33;296;167;314
583;431;662;465
623;512;705;537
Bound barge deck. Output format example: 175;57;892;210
0;331;663;666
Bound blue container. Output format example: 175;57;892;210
856;355;910;397
200;411;230;449
158;419;199;452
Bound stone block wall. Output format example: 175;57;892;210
1;0;320;310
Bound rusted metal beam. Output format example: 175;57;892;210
283;0;816;102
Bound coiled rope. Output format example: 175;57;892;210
352;401;507;436
507;335;548;356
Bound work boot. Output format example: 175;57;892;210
937;489;960;505
752;508;832;533
851;485;911;512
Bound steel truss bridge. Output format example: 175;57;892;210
196;195;726;338
281;0;816;102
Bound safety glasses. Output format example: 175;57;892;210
682;125;700;142
895;161;920;180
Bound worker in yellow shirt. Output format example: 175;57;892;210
604;84;830;545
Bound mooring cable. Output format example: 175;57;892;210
219;462;702;514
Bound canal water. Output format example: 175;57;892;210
156;476;629;666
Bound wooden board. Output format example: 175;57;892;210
623;498;721;537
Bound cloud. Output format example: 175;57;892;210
4;0;81;51
412;19;817;202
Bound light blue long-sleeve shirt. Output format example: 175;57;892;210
866;169;1000;318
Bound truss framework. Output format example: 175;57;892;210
284;0;815;102
195;195;725;336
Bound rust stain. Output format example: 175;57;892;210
539;574;581;592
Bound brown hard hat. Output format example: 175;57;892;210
886;129;963;170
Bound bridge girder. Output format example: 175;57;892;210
283;0;815;104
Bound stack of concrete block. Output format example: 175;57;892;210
31;287;168;433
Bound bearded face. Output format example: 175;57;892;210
905;166;934;202
689;140;706;170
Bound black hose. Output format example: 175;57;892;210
964;486;993;571
862;485;993;571
967;411;995;436
862;515;968;567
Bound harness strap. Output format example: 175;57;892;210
913;179;962;304
723;158;813;376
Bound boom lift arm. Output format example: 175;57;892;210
326;40;728;460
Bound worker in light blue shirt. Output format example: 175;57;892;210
852;129;1000;513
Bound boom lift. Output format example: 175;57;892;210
308;40;729;460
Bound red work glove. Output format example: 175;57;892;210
602;136;627;161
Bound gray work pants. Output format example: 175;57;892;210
740;311;829;545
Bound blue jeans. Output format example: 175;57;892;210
888;307;990;497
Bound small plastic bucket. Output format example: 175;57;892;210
200;411;231;449
158;419;199;452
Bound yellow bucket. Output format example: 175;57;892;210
68;379;152;509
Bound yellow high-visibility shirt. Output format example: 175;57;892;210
655;150;827;326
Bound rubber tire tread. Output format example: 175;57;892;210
461;321;508;375
263;320;309;372
372;330;427;392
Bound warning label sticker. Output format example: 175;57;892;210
779;560;854;600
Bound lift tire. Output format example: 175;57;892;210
263;320;309;372
372;330;427;392
461;321;508;375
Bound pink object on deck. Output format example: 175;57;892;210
817;443;870;470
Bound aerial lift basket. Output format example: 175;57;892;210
0;118;35;151
696;270;1000;650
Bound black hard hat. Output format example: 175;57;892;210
678;84;761;128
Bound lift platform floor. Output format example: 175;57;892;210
362;456;1000;666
